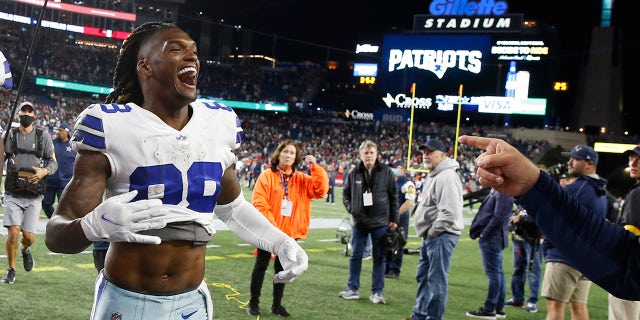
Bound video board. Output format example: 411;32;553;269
377;33;550;116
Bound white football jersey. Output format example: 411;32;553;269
71;101;242;214
401;180;417;202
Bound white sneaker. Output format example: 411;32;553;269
369;292;386;304
338;288;360;300
525;302;538;313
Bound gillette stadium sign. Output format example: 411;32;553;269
414;0;523;33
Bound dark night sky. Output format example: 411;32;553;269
177;0;640;133
177;0;602;62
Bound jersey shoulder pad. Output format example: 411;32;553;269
71;103;129;152
193;101;243;149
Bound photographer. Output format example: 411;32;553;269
504;206;543;313
385;164;415;279
1;101;57;284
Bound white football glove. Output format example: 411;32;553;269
80;190;214;244
273;237;309;284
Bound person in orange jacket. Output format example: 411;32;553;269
247;139;329;317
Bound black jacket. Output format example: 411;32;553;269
343;160;399;228
619;182;640;228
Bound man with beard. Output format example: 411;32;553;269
406;139;464;320
541;145;607;320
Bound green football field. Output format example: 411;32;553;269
0;187;609;319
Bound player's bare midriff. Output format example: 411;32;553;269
104;241;206;294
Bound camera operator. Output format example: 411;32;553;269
504;206;543;313
1;101;57;284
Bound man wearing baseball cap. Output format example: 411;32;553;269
2;101;57;284
608;144;640;319
560;144;599;164
407;138;464;320
42;123;74;219
541;144;608;319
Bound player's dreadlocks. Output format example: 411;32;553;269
105;22;178;105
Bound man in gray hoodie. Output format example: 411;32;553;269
406;139;464;320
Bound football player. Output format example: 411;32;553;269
45;22;307;320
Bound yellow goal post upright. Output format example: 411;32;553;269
406;83;464;174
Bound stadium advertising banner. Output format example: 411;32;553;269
10;0;136;21
0;11;131;40
413;0;522;33
490;39;550;62
378;34;548;117
379;34;493;103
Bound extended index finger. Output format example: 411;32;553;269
458;135;493;151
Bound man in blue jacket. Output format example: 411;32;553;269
459;135;640;301
541;144;608;320
42;122;75;219
467;188;514;319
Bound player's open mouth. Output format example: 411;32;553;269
177;66;197;87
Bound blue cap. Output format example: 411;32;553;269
561;144;598;165
419;139;446;152
623;144;640;157
55;122;71;132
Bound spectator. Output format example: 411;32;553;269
505;205;543;313
466;188;514;319
541;145;607;320
2;101;57;284
236;158;247;187
42;122;74;219
385;164;416;279
44;22;308;318
247;139;328;317
406;139;464;320
92;241;109;272
248;159;262;190
608;144;640;319
339;139;399;304
459;134;640;300
326;163;336;204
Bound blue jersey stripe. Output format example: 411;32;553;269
203;101;232;112
72;130;106;149
79;113;105;133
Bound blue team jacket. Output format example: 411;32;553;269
542;174;608;265
519;172;640;300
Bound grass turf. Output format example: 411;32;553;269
0;187;609;319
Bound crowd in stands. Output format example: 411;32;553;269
233;109;552;194
1;25;325;108
0;21;583;194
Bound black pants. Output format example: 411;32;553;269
326;186;335;203
249;248;285;308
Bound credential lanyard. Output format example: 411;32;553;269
362;169;371;192
362;169;373;206
280;172;293;217
280;172;291;199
